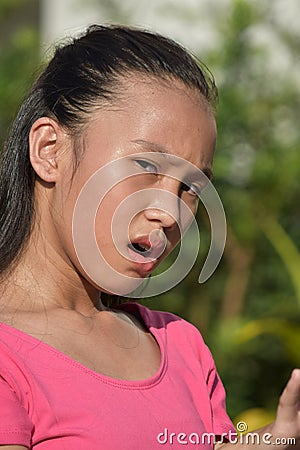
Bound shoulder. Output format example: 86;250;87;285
120;302;211;357
119;301;197;330
0;322;31;373
139;302;204;334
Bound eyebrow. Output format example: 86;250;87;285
131;139;213;180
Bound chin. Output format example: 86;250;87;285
93;269;148;298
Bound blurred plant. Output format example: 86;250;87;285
0;0;39;145
261;215;300;308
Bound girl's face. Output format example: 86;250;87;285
52;76;217;295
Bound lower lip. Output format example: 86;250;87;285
127;247;156;274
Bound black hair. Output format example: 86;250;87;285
0;24;218;278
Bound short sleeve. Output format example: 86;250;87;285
206;354;236;438
0;376;33;447
176;317;236;438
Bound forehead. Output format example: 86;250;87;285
84;74;216;171
118;73;213;116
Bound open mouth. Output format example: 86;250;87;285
128;231;167;264
127;241;156;271
130;242;151;254
127;242;154;263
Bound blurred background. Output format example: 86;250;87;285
1;0;299;432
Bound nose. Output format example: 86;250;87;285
143;207;178;231
142;183;182;231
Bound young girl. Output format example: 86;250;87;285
0;24;298;450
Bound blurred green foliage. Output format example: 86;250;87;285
0;0;39;142
0;0;299;430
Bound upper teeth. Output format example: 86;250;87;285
134;243;148;252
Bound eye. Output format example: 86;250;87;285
181;182;201;197
135;159;158;175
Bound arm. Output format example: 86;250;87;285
0;447;28;449
216;369;300;450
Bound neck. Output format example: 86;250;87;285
0;230;104;317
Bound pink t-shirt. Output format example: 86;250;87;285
0;302;235;449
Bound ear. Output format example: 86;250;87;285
29;117;67;183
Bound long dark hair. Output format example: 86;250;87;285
0;24;217;280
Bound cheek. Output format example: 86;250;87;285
95;188;122;247
185;197;199;216
178;194;199;230
94;181;135;254
167;226;181;249
94;174;152;242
